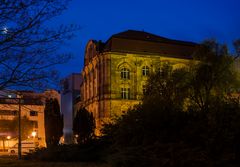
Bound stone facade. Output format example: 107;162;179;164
79;30;197;132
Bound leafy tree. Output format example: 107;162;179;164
73;108;95;144
0;0;78;90
101;40;240;166
44;98;63;147
144;64;190;112
188;40;240;112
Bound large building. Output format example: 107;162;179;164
79;30;197;131
0;90;59;150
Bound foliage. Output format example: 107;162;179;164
188;40;240;111
44;98;63;147
0;0;78;90
73;108;95;144
101;40;240;166
24;139;109;163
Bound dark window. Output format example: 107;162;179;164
30;111;38;116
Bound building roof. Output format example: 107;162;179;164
110;30;196;45
103;30;198;59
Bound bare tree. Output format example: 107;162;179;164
0;0;78;90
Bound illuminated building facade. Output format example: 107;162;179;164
79;30;197;131
0;90;59;150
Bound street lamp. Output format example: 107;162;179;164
31;131;37;138
6;136;11;148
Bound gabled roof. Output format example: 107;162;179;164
110;30;196;46
102;30;197;59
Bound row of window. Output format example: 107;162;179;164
0;110;38;116
121;86;147;99
121;66;150;79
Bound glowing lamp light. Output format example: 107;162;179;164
31;131;37;138
6;136;11;140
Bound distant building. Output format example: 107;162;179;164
61;73;82;144
0;90;59;150
77;30;197;132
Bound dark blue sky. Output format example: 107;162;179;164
54;0;240;77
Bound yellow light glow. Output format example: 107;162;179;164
6;136;11;140
31;131;37;137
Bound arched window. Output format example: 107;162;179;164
121;68;130;79
142;66;149;76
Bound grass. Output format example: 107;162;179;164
0;157;109;167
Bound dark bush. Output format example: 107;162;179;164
24;139;109;162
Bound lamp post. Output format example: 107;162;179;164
6;136;11;148
31;131;37;138
18;97;22;160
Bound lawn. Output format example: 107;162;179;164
0;157;109;167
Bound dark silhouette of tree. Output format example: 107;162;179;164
101;40;240;166
44;98;63;147
188;40;240;112
73;108;95;144
0;0;78;90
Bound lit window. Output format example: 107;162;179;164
121;68;130;79
30;111;38;116
121;88;130;99
142;66;149;76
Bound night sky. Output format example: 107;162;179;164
53;0;240;78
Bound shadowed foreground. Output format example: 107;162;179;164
0;157;108;167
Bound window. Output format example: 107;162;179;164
0;110;17;116
142;66;149;76
30;111;38;116
121;68;130;79
121;88;130;99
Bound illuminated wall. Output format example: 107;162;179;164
78;30;196;132
0;90;60;148
81;51;191;132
